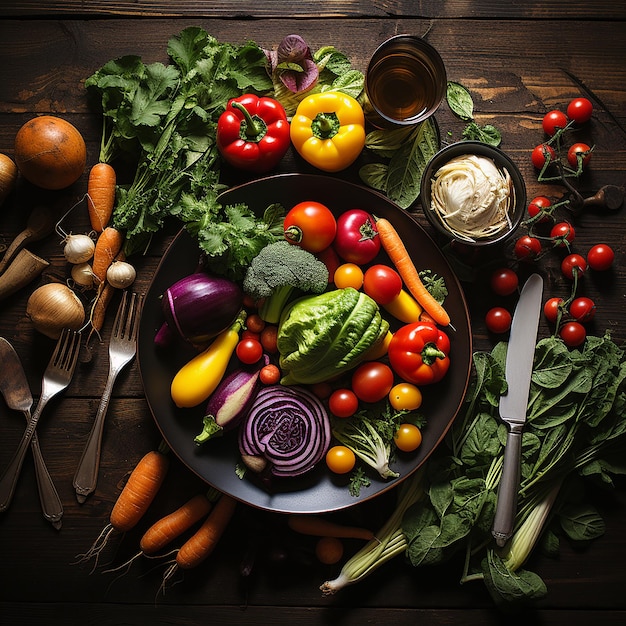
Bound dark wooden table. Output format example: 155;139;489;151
1;3;625;625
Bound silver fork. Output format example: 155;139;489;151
0;328;82;513
73;291;143;503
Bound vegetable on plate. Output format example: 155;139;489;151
217;94;290;173
333;208;381;265
290;92;366;172
283;201;337;253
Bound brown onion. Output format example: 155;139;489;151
26;283;85;339
0;153;18;206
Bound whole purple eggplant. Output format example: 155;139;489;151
155;272;243;348
194;355;269;445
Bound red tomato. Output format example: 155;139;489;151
485;307;512;334
542;110;568;136
550;222;576;247
567;143;592;169
259;364;281;385
328;388;359;418
284;201;337;252
514;235;542;260
363;265;402;305
490;268;519;296
260;325;279;353
569;297;596;323
587;243;614;271
531;143;556;169
236;338;263;364
561;253;587;280
351;361;394;403
334;209;381;265
567;97;593;124
560;321;586;347
543;297;564;324
527;196;552;223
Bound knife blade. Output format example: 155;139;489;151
0;337;63;528
491;273;543;547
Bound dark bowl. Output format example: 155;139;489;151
419;141;526;247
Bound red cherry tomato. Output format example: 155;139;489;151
490;268;519;296
531;143;556;169
569;297;596;323
485;307;512;334
363;264;402;305
328;388;359;418
260;325;279;353
259;364;281;385
283;201;337;252
542;110;568;136
561;253;587;280
351;361;394;403
514;235;542;260
560;321;586;347
334;209;381;265
550;222;576;247
567;142;592;169
544;297;564;324
587;244;614;271
236;338;264;364
567;97;593;124
527;196;552;223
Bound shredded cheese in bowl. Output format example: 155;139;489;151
429;154;515;242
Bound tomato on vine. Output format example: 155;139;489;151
550;222;576;247
542;110;568;136
490;267;519;296
561;253;587;280
531;143;557;169
514;235;542;260
485;307;512;334
567;97;593;124
560;321;586;347
527;196;552;223
544;297;565;324
569;297;596;323
567;142;592;169
587;243;614;271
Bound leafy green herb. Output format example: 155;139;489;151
462;121;502;146
419;269;448;305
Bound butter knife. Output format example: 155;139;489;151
491;273;543;547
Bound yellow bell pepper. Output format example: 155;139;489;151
290;92;366;172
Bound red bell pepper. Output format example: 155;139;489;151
216;94;290;173
387;320;451;385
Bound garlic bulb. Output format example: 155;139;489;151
106;260;136;289
63;234;96;264
70;262;94;288
26;283;85;339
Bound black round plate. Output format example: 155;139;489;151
138;173;472;514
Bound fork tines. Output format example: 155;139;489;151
52;328;82;371
114;291;143;340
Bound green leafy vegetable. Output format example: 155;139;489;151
446;81;474;120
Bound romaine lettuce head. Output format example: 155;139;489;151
277;287;389;384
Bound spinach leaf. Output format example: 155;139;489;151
446;81;474;120
482;552;547;607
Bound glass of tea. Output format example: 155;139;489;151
364;34;447;129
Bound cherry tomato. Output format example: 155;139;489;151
567;97;593;124
260;325;279;353
310;381;333;399
246;313;266;334
394;424;423;453
333;263;364;289
351;361;394;403
527;196;552;223
490;267;519;296
514;235;542;260
544;297;565;324
542;110;568;136
561;253;587;280
334;209;381;265
283;201;337;253
388;383;422;411
550;222;576;247
569;297;596;323
587;243;614;271
325;445;356;474
328;388;359;418
560;321;586;347
531;143;556;169
485;307;512;334
259;364;281;385
236;338;263;364
567;142;592;169
363;265;402;305
240;329;261;342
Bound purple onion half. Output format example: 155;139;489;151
239;386;331;479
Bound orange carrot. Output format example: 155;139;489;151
287;515;375;541
139;493;214;556
87;163;116;233
92;226;124;285
88;280;116;342
376;217;451;327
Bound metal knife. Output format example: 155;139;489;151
491;273;543;547
0;337;63;528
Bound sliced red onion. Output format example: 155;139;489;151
239;385;331;479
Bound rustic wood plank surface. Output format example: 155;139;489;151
0;3;625;625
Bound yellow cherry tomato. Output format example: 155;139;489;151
333;263;364;289
388;382;423;411
394;423;423;452
325;445;356;474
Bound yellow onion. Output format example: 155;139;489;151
26;283;85;339
0;153;18;206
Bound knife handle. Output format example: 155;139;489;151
492;425;523;547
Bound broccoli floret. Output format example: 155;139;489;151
243;241;329;323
